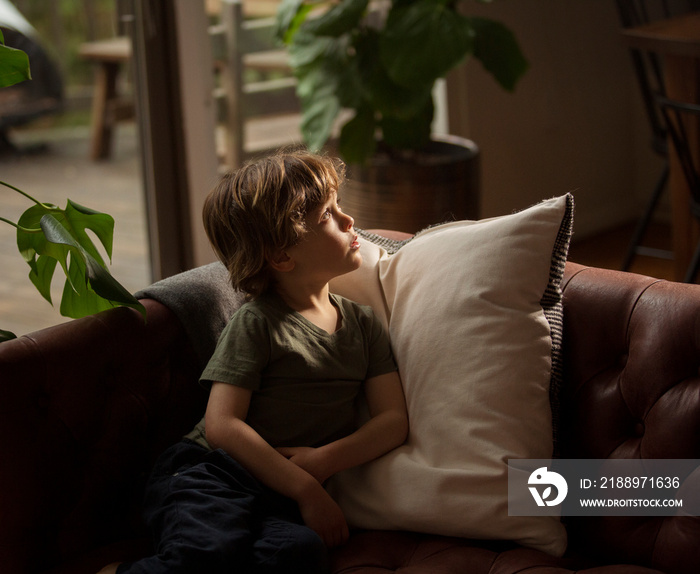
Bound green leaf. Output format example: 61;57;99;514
0;328;17;342
288;30;336;80
302;0;369;37
356;29;433;119
290;32;348;151
469;17;528;92
16;203;72;285
29;255;58;304
17;198;115;266
39;214;145;319
380;97;434;150
59;254;113;318
4;183;145;324
276;0;304;41
276;0;315;43
14;198;145;319
339;107;377;164
380;0;474;88
62;200;115;265
299;72;340;151
335;56;364;110
0;43;31;88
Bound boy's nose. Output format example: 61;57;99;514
345;214;355;231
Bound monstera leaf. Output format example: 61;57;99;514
0;29;31;88
1;183;146;342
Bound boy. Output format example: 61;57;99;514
102;151;408;574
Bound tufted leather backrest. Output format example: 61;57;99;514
560;263;700;574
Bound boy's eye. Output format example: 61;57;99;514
321;209;331;220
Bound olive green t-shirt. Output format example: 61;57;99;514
186;292;397;449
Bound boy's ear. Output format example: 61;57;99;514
267;249;295;272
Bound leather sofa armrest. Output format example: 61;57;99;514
0;299;207;572
559;264;700;573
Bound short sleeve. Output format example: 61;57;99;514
199;307;270;390
364;307;398;380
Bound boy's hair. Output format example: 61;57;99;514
203;150;345;298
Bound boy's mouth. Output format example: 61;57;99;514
351;236;360;250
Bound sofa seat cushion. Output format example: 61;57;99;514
330;530;665;574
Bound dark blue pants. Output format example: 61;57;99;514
117;440;328;574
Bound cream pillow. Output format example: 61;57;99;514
328;194;573;557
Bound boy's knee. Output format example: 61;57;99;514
292;525;328;571
254;522;328;574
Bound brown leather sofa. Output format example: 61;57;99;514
2;257;700;574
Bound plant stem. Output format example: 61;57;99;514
0;180;55;209
0;216;42;233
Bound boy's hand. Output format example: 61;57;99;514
277;446;330;484
297;481;349;547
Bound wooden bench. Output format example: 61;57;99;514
79;36;135;161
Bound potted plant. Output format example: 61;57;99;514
275;0;528;231
0;33;144;342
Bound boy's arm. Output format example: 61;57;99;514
204;381;349;547
278;370;408;484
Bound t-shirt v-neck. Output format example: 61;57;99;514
274;292;345;338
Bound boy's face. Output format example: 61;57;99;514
285;192;362;282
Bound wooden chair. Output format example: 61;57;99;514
615;0;700;271
615;0;674;270
209;0;300;171
656;95;700;282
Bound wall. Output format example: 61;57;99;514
448;0;665;238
